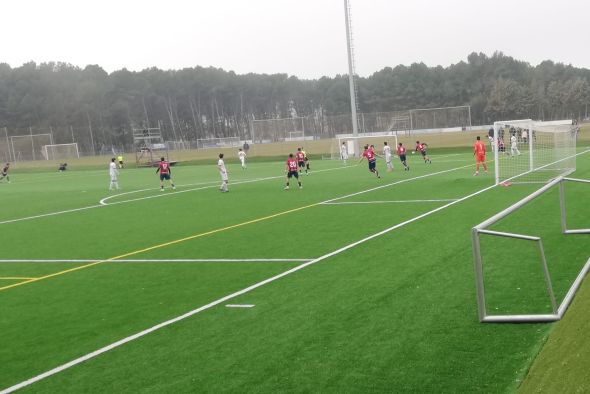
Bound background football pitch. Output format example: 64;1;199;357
0;146;589;392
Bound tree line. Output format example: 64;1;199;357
0;51;588;153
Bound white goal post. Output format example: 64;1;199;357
10;133;53;162
330;132;398;160
41;143;80;160
494;119;576;185
472;176;590;323
193;137;241;149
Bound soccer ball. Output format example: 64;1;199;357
411;151;415;154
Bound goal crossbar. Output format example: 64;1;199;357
472;176;590;323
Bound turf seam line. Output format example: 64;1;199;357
0;180;497;394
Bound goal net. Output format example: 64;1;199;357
494;120;576;185
329;133;399;160
251;117;306;143
41;143;80;161
10;134;53;161
193;137;241;149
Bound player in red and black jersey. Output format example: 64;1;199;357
156;157;176;191
415;141;432;164
296;148;307;174
397;143;409;171
0;163;10;183
358;144;381;178
285;153;302;190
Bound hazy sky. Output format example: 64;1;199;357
3;0;589;79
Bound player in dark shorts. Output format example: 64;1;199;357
415;141;432;164
285;153;302;190
156;157;176;191
295;148;307;174
397;143;409;171
0;163;10;183
358;145;381;178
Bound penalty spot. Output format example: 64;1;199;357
225;304;255;308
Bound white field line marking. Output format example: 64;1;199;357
0;181;497;394
0;205;103;226
0;277;37;280
0;259;310;264
322;199;459;205
0;165;355;226
225;304;255;308
99;165;354;206
323;163;473;204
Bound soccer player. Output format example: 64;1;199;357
0;163;10;183
218;153;229;192
296;148;307;174
340;141;349;164
488;135;495;152
358;144;381;178
117;155;124;169
415;141;432;164
510;134;521;156
383;141;394;172
301;147;311;173
238;148;247;169
473;136;489;176
285;153;302;190
156;157;176;191
397;142;409;171
109;158;119;190
498;137;507;155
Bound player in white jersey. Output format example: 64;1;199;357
238;148;247;169
340;142;349;164
488;135;495;152
109;158;119;190
218;153;229;192
510;135;521;156
383;141;393;172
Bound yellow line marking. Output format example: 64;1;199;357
0;203;320;292
0;277;39;280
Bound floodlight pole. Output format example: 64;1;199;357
344;0;360;157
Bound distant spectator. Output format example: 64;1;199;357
243;141;250;153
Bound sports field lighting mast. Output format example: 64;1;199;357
344;0;360;157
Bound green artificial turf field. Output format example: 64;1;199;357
0;147;588;393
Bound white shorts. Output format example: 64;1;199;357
220;172;228;181
110;174;118;181
385;155;392;163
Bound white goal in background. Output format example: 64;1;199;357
193;137;241;149
329;132;398;160
10;133;53;162
41;143;80;160
494;119;576;185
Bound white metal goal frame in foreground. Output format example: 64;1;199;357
472;176;590;323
